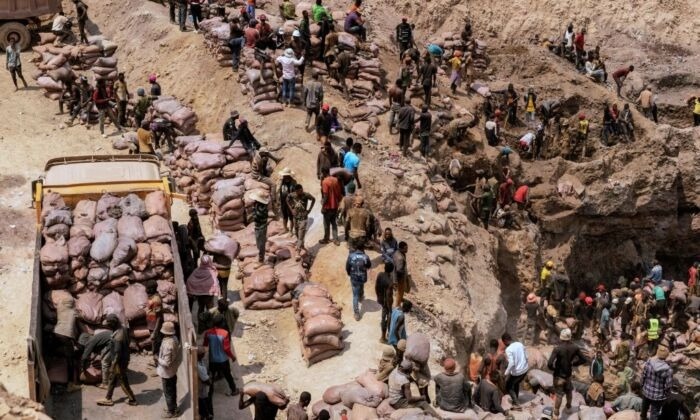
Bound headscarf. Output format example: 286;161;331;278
186;255;220;296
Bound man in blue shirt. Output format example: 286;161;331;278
343;142;363;193
346;243;372;320
389;300;412;349
649;260;663;283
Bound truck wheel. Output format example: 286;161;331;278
0;22;31;51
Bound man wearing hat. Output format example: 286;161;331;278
304;72;324;130
157;321;182;418
222;110;240;142
547;328;587;419
278;167;297;233
524;293;542;345
315;103;333;142
640;346;673;420
395;17;415;59
276;48;305;107
250;190;270;263
433;358;472;414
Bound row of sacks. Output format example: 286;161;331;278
150;96;199;135
39;192;176;346
164;134;254;222
427;32;490;74
39;191;173;293
338;98;388;139
228;221;309;310
292;283;344;365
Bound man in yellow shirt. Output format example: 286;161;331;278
136;121;154;154
691;96;700;126
540;260;554;292
448;51;463;95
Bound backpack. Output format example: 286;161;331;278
348;252;368;282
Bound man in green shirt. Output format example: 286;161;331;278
311;0;330;22
287;184;316;250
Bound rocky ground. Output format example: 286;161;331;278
1;0;699;417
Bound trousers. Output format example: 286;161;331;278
322;210;338;241
162;376;177;413
209;361;236;395
351;281;365;315
255;225;267;261
106;364;136;402
640;397;664;420
505;372;527;404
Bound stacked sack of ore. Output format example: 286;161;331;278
227;221;308;309
338;98;387;139
293;282;344;365
241;63;285;116
39;190;178;371
198;17;232;67
165;134;251;219
151;96;199;135
428;32;490;74
30;35;120;100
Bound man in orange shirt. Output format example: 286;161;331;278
513;184;529;210
320;167;343;245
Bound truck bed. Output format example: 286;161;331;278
45;354;190;420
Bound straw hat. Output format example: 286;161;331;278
560;328;572;341
250;190;270;205
160;321;176;336
278;167;296;177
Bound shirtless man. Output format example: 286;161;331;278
388;79;405;134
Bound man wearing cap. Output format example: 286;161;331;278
133;87;151;128
395;17;415;59
97;315;138;407
158;321;182;418
315;104;333;142
433;358;472;414
222;110;240;142
276;48;305;106
320;167;343;245
548;328;587;419
640;346;672;420
287;184;316;250
540;261;555;292
304;72;324;130
524;293;542;345
250;190;270;263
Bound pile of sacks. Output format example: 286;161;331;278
240;58;287;116
311;370;391;418
151;96;199;135
427;32;490;74
198;17;233;67
228;221;309;309
39;191;178;362
165;134;256;227
339;98;388;139
293;282;344;365
30;35;120;101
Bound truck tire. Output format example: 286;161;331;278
0;22;31;51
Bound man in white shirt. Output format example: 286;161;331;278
276;48;305;107
502;332;529;406
52;12;70;46
563;23;574;52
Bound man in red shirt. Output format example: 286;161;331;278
255;14;274;49
497;178;514;209
574;29;585;67
612;65;634;98
320;167;343;245
513;184;529;210
244;19;260;47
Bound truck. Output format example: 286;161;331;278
0;0;62;50
28;155;199;419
